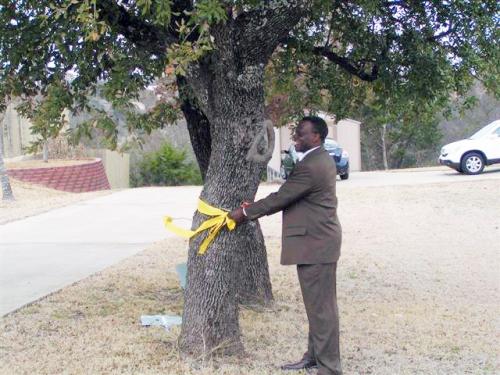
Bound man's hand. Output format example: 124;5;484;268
229;207;246;224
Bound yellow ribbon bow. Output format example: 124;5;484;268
163;199;236;255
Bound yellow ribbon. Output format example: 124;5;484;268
163;199;236;255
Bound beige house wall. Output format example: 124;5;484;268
1;102;37;159
336;119;362;171
88;149;130;189
279;124;295;152
324;114;362;171
268;127;282;173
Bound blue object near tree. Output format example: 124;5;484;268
176;263;187;289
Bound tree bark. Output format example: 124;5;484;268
235;219;273;306
0;116;14;201
381;123;389;170
178;77;273;307
179;113;270;355
42;141;49;163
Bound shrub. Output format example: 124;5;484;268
131;142;202;187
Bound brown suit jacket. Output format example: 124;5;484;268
245;146;341;265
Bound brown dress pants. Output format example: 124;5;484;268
297;262;342;375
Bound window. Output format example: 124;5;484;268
470;121;500;139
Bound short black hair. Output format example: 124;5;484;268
301;116;328;141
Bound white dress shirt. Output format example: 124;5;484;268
296;146;320;162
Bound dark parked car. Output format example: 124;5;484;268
280;139;350;180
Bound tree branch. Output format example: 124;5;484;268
382;1;408;8
313;46;379;82
177;76;212;180
234;0;309;64
426;23;455;42
96;0;177;54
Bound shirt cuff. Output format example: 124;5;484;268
242;207;247;216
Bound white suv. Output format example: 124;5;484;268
439;120;500;175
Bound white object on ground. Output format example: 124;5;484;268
140;315;182;330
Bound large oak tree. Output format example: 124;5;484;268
1;0;497;356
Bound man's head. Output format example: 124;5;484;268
294;116;328;152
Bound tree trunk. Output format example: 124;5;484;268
178;77;273;308
381;123;389;170
179;119;269;355
0;117;14;201
42;141;49;163
235;219;273;306
179;49;275;358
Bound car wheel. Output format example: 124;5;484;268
460;152;485;175
340;172;349;180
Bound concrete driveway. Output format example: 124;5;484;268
338;165;500;187
0;186;202;316
1;166;499;316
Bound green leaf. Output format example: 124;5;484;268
137;0;153;16
154;0;172;26
194;0;227;25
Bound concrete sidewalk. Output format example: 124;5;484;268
0;186;204;316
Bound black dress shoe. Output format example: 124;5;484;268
281;358;318;371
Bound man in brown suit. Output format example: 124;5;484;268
230;116;342;375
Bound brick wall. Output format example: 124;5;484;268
7;159;111;193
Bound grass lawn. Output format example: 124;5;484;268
1;180;498;374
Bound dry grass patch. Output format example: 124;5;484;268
1;180;499;374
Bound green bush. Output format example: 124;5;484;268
131;143;202;187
